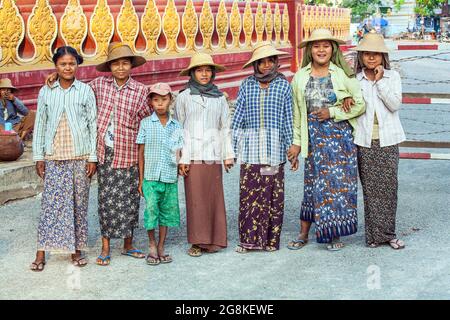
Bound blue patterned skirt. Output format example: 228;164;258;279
300;114;358;243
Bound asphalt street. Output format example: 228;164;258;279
0;42;449;300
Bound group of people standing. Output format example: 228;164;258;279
28;28;405;272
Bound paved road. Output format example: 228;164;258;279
1;42;449;300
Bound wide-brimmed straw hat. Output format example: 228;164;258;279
96;42;147;72
0;78;18;92
299;28;345;48
179;53;226;76
242;41;288;69
354;31;389;53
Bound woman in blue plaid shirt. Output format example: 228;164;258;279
232;42;298;253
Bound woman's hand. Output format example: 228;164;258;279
86;162;97;178
178;164;190;177
374;65;384;82
45;72;58;87
342;97;354;113
36;161;45;179
224;159;234;173
287;145;301;162
311;108;331;121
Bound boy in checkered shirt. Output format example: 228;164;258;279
137;83;183;265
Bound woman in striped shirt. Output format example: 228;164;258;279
31;46;97;272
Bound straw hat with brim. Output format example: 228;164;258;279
299;29;345;48
96;42;147;72
242;41;288;69
353;32;389;53
0;78;18;92
179;53;226;76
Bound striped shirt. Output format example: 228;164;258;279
231;76;293;166
174;88;235;164
136;113;183;183
33;80;97;162
90;76;151;169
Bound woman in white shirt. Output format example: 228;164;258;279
175;53;235;257
353;32;406;250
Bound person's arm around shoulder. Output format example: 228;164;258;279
375;69;402;112
329;73;366;121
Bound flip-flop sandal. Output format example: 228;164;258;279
235;245;248;254
96;255;111;266
367;243;379;248
327;242;345;251
287;239;308;250
146;254;160;266
188;246;202;257
121;249;145;259
389;239;405;250
72;257;88;267
30;261;46;272
159;254;173;264
264;246;278;252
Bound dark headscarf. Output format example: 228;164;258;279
355;52;391;74
252;56;286;83
301;41;355;78
184;67;223;98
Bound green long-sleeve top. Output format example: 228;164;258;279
291;61;366;158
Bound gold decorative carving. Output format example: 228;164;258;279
60;0;88;53
182;0;198;52
274;3;281;44
265;2;273;42
90;0;114;58
282;4;289;44
255;1;264;43
27;0;58;63
216;0;228;49
230;0;241;48
162;0;180;53
243;0;253;48
0;0;25;67
141;0;161;55
200;0;214;51
117;0;139;51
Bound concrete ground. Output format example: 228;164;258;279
0;41;449;300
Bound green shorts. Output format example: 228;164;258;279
142;180;180;230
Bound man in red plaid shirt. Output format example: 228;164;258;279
92;43;152;266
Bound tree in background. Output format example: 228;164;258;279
414;0;447;16
341;0;382;22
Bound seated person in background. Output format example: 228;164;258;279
0;78;36;140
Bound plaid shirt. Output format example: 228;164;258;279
136;113;183;183
231;76;293;166
90;76;151;168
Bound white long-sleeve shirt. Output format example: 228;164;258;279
354;69;406;148
174;89;235;164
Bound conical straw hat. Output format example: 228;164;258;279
96;42;147;72
179;53;226;76
242;41;288;69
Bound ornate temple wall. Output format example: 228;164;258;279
0;0;351;108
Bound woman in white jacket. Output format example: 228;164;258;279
353;32;406;250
